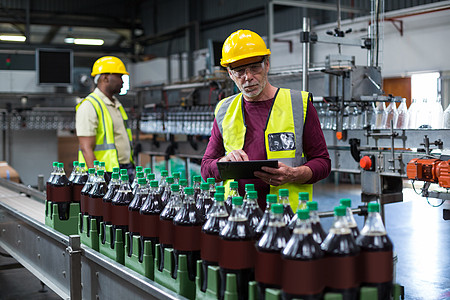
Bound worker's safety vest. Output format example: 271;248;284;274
75;92;134;172
214;88;313;211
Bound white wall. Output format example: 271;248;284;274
0;70;55;93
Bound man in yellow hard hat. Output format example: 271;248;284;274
201;29;331;211
75;56;135;180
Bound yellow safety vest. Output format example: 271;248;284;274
75;92;134;172
214;88;313;211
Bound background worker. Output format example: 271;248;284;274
201;29;331;210
75;56;135;181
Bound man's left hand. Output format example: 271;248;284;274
254;162;312;186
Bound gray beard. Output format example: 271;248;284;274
241;76;267;99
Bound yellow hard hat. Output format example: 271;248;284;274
220;29;271;67
91;56;129;77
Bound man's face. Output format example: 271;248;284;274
105;73;124;95
228;56;269;100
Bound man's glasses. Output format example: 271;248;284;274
229;58;265;78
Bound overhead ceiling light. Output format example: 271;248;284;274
64;38;104;46
64;37;75;44
0;35;26;42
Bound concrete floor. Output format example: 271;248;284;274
0;181;449;300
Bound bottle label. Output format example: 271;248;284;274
52;186;72;203
200;232;220;262
72;184;83;202
360;250;393;283
90;197;103;216
80;194;88;214
281;258;325;295
140;214;159;237
255;251;282;286
159;219;174;245
111;205;129;226
325;255;359;289
173;225;201;251
128;210;140;233
219;239;255;270
103;202;112;223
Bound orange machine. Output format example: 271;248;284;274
407;158;450;188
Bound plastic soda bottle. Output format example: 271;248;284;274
132;171;145;195
196;182;213;219
340;198;360;239
128;178;148;256
72;162;88;203
161;176;174;207
242;184;255;210
255;194;277;239
46;161;58;203
87;169;107;231
111;174;133;245
102;172;120;242
243;190;263;230
139;180;163;257
225;181;239;212
207;177;216;198
307;201;327;245
68;161;79;182
158;170;169;194
131;166;143;190
278;189;294;224
192;175;202;200
80;168;96;224
51;162;73;220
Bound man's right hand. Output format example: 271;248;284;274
218;149;249;162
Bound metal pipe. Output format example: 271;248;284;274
267;1;274;51
302;17;310;91
318;208;362;218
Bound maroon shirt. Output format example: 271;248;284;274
201;92;331;208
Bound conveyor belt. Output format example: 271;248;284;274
0;179;185;300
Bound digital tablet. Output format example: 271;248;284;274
217;160;279;180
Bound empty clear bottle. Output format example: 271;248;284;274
340;198;360;239
395;98;408;129
278;189;294;225
225;181;239;212
255;194;277;239
243;190;263;230
255;204;291;298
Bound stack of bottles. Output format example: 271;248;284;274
48;162;395;300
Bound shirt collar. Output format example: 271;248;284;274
93;87;120;108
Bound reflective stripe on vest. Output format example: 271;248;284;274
215;88;313;211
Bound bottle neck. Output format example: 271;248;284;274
229;187;239;196
229;204;246;221
293;218;313;234
280;196;289;205
185;194;195;204
138;184;149;195
345;207;357;225
331;215;351;235
268;212;285;227
118;181;132;192
310;210;321;223
246;197;258;207
360;211;387;235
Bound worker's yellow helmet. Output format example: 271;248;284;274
91;56;129;77
220;29;271;67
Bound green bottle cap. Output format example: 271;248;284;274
136;166;143;172
88;168;95;174
340;198;351;208
232;196;243;206
144;168;151;174
368;202;380;213
216;186;225;193
179;179;188;187
112;167;120;173
334;206;346;216
97;170;104;176
207;178;215;184
193;175;201;182
138;178;147;185
111;173;119;180
73;161;79;167
266;194;277;203
247;191;257;199
166;176;174;184
201;182;209;190
136;172;144;178
245;184;254;191
279;189;289;197
150;180;159;187
121;174;129;182
306;201;318;211
230;181;238;189
173;172;181;179
93;160;99;166
52;161;59;167
299;192;309;201
120;169;127;175
297;209;310;220
147;173;155;180
79;162;85;168
271;203;283;214
161;170;169;177
58;162;64;168
184;187;194;195
171;184;180;192
99;161;105;167
214;193;225;202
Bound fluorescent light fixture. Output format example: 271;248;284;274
64;37;75;44
74;38;104;46
0;35;26;42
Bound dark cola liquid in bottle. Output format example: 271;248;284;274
68;161;79;182
278;189;294;225
243;190;263;230
321;206;360;300
158;170;169;194
241;184;254;211
72;162;88;203
51;163;73;220
192;175;202;201
201;192;228;292
46;161;58;204
207;177;216;198
219;196;256;300
225;181;239;212
306;201;327;245
173;187;204;280
102;172;120;242
282;209;324;300
356;203;393;300
88;169;107;231
140;180;163;258
340;198;360;239
80;168;96;216
159;184;182;272
255;194;277;239
132;171;145;195
160;176;174;207
255;203;291;299
288;192;309;231
128;178;148;256
111;174;133;245
196;182;213;219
